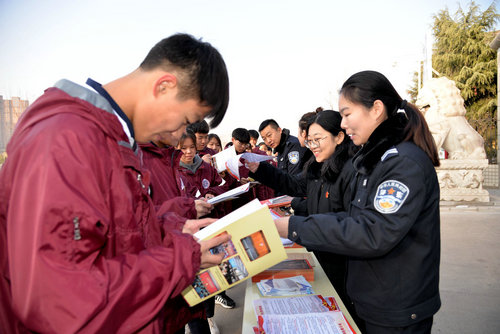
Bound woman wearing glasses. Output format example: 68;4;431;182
274;71;441;334
245;109;358;316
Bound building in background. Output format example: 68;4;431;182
0;96;29;153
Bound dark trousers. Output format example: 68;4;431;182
185;297;215;334
363;317;433;334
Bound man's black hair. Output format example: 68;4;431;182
231;128;250;144
140;33;229;128
258;119;280;132
248;129;259;140
187;120;210;134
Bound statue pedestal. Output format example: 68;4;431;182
437;159;490;202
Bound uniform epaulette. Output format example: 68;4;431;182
381;147;399;162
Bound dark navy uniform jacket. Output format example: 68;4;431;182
250;156;356;308
274;129;308;176
288;115;441;327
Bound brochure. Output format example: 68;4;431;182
251;258;314;282
256;275;314;296
212;147;274;179
253;295;337;316
181;199;288;306
257;312;354;334
260;195;294;208
206;183;251;204
253;295;354;334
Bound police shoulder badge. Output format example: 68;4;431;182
373;180;409;214
202;178;210;189
288;151;300;165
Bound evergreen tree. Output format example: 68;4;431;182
432;1;499;162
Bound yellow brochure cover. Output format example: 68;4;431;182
182;199;287;306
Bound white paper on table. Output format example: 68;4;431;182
259;312;353;334
256;275;313;296
253;295;334;317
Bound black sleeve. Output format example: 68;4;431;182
291;197;308;215
286;142;308;176
249;161;307;197
288;156;429;258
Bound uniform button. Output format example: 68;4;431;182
411;314;417;320
357;199;361;202
292;231;297;238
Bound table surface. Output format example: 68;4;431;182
241;247;361;333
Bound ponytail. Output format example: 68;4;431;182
399;100;440;167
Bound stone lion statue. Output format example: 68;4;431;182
416;77;486;160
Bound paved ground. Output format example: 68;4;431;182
212;188;500;333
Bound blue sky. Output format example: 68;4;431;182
0;0;497;143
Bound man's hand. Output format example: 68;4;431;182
183;217;217;235
245;161;260;173
199;232;232;269
274;216;290;238
194;199;213;218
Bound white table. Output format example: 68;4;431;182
241;247;361;333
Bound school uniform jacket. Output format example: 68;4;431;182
175;155;227;198
140;143;197;219
0;80;204;333
288;115;441;327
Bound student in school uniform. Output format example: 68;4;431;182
176;131;227;201
248;129;260;152
0;33;230;334
176;130;237;316
207;133;223;153
188;120;216;164
140;140;214;219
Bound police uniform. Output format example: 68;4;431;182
273;129;307;196
250;154;356;313
288;115;441;330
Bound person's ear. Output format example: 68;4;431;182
336;131;345;144
371;100;386;121
154;73;177;97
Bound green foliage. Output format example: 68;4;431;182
407;61;423;103
432;1;499;163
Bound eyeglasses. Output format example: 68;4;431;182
304;136;328;149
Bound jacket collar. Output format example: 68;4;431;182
275;128;290;154
352;113;407;174
180;154;203;173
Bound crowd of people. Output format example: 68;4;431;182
0;33;441;334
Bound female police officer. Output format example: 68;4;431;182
274;70;441;333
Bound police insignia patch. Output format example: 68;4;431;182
202;178;210;189
288;151;299;164
373;180;409;214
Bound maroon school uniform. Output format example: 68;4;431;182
140;143;197;219
176;154;228;217
198;146;217;157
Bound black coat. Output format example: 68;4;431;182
273;129;308;184
250;156;356;307
288;115;441;327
